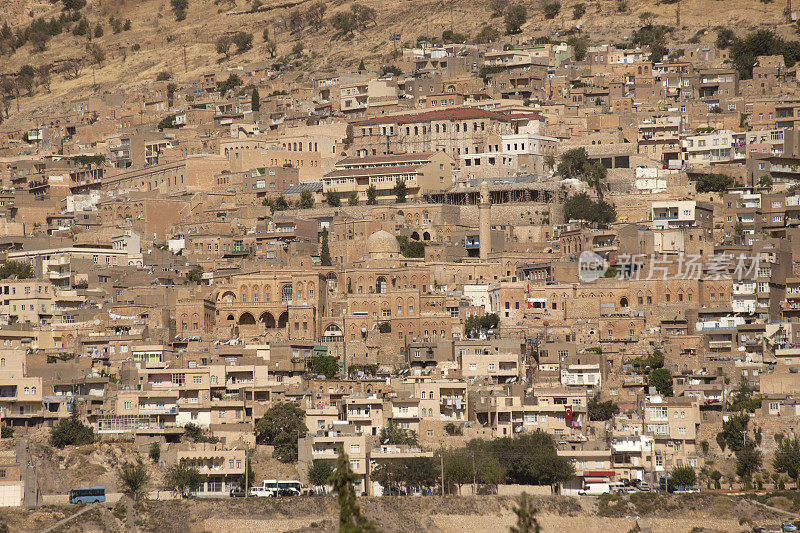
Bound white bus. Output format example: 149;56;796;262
261;479;304;495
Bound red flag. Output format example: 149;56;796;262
564;405;573;421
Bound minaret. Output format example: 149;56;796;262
479;181;491;260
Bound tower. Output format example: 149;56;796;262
479;181;491;260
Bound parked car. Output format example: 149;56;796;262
636;482;651;492
229;488;245;498
782;522;798;533
248;487;274;497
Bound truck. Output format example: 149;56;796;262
578;482;611;496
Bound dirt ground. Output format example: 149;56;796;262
0;493;775;533
0;0;795;122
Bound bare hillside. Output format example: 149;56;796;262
0;0;794;118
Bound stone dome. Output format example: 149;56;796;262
365;230;401;259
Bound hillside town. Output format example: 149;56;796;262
4;3;800;526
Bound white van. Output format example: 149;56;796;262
248;486;275;497
578;482;611;496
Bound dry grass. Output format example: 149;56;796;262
0;0;793;120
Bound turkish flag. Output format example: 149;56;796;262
564;405;573;422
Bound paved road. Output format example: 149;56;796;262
14;437;38;507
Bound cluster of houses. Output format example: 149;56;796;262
1;33;800;504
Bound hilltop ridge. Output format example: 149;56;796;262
0;0;794;119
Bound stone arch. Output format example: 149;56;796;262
411;231;420;241
278;311;289;328
323;323;343;337
620;297;629;307
226;314;235;321
220;291;236;303
376;276;387;294
239;312;256;325
422;231;431;241
259;312;276;328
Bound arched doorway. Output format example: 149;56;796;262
411;231;420;240
277;311;289;328
239;312;256;325
259;312;276;328
422;231;430;241
620;297;629;308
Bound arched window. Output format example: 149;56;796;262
282;285;293;303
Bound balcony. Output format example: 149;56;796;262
139;406;178;414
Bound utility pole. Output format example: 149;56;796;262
244;448;249;497
440;448;444;496
471;451;476;495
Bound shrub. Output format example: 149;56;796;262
504;4;527;34
543;2;561;19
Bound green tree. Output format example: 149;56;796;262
182;422;217;443
0;261;34;280
380;65;402;76
510;493;541;533
62;0;87;9
170;0;189;21
326;191;341;207
94;23;103;38
310;355;339;379
164;464;202;497
306;1;327;27
728;375;760;413
51;402;94;447
572;3;586;19
648;368;673;397
587;395;620;421
669;466;696;489
329;449;380;532
716;27;735;49
216;36;232;58
330;11;358;36
232;31;253;54
307;459;333;493
557;147;589;178
543;2;560;19
380;422;418;446
119;457;149;500
504;4;528;33
320;228;332;266
18;65;36;96
487;431;573;485
251;87;260;112
443;450;472;494
564;193;616;225
710;469;722;489
255;403;307;462
475;25;501;43
774;436;800;488
392;179;407;203
695;173;735;193
736;443;762;488
639;11;656;26
371;460;404;495
186;265;204;284
156;70;172;81
348;191;359;206
396;235;425;258
300;189;314;209
149;442;161;463
716;413;748;453
366;184;378;205
351;3;377;29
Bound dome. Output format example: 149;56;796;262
365;230;401;259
